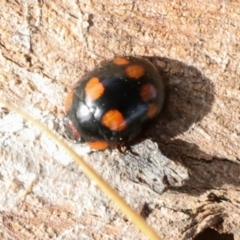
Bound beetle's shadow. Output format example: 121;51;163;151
132;56;240;196
147;56;214;146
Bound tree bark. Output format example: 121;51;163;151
0;1;239;239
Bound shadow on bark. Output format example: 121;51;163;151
142;57;239;196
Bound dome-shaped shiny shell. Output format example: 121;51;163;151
64;56;165;149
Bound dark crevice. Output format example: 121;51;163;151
194;228;234;240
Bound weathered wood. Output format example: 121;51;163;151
0;1;239;239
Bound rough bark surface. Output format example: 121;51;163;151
0;1;239;239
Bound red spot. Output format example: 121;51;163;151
66;120;81;139
147;103;158;119
140;83;157;102
113;57;130;65
87;141;108;150
125;64;145;79
85;77;104;101
102;110;126;131
65;91;74;113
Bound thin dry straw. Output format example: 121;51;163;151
0;99;162;240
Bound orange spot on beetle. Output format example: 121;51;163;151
102;110;126;131
85;77;104;101
140;83;157;102
66;121;81;139
147;103;158;119
65;91;74;113
87;141;108;150
125;64;145;79
113;57;130;65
